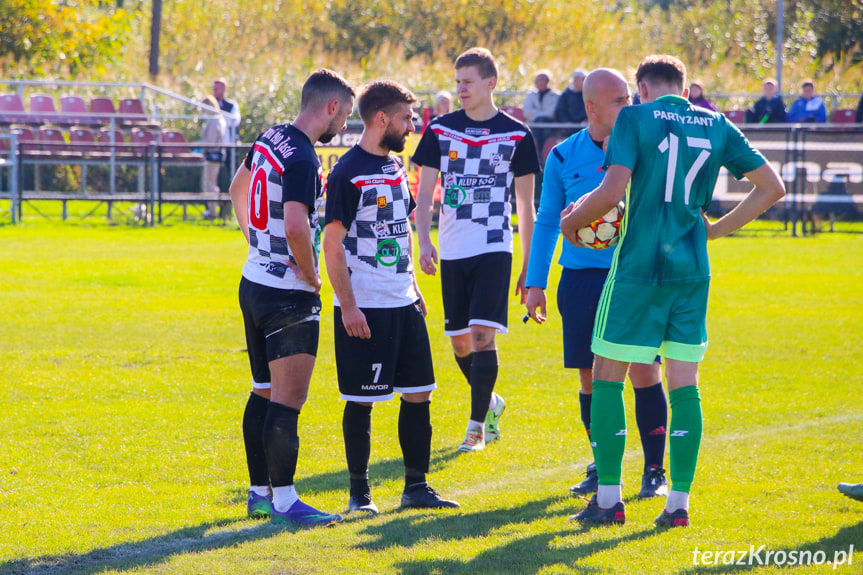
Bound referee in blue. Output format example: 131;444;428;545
524;68;668;499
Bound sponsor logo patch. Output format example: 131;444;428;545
374;220;408;237
456;175;496;187
448;150;459;161
377;195;388;208
381;163;398;174
376;239;401;267
465;127;490;136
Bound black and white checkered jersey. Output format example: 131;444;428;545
325;145;418;309
412;109;540;260
241;124;323;291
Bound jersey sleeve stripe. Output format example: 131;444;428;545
431;126;525;148
350;172;408;188
254;143;285;176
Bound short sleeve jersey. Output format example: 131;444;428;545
325;145;418;309
604;95;766;285
411;109;540;260
241;124;323;291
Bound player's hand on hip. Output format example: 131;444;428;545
342;306;371;339
701;211;718;240
525;286;547;324
515;268;528;304
419;243;438;276
287;260;322;294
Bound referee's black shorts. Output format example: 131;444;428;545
557;267;661;369
439;252;512;336
558;267;608;369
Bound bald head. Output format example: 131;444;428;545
582;68;631;139
583;68;629;104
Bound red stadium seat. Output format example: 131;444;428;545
11;126;39;152
130;128;158;156
501;106;525;121
98;128;127;154
70;127;99;152
90;97;118;125
723;110;746;125
831;109;856;124
38;127;70;153
30;94;59;124
0;93;29;124
130;128;157;144
119;98;149;126
61;95;98;126
160;130;192;153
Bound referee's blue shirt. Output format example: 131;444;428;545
525;129;615;290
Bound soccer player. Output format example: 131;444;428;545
323;80;460;513
525;68;669;499
228;69;355;526
412;48;541;452
560;55;785;527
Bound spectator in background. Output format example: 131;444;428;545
688;81;716;111
433;91;452;119
745;78;787;124
554;69;588;125
787;80;827;123
856;94;863;123
213;78;241;140
524;69;560;150
524;70;560;123
201;95;227;219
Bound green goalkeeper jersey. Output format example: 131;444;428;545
603;95;766;285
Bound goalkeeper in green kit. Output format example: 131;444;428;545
560;55;785;528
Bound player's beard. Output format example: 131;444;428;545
318;116;342;144
381;126;409;153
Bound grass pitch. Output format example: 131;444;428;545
0;218;861;574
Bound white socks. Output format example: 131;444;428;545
467;420;484;433
597;484;623;508
250;485;272;497
666;489;689;512
488;393;498;411
272;485;299;512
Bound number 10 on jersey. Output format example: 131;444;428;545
658;134;712;205
249;163;269;230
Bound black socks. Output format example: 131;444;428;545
469;350;498;422
262;401;301;487
242;392;270;487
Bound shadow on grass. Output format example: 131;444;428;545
297;448;460;498
676;520;863;574
396;528;656;575
0;517;282;575
358;495;659;574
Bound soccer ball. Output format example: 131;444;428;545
572;194;624;249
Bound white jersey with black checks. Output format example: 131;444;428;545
412;110;540;260
241;124;323;291
325;146;418;309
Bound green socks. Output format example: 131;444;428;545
668;385;703;493
590;380;626;486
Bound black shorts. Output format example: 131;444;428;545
239;276;321;389
439;252;512;336
558;268;608;369
334;301;436;402
557;268;662;370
